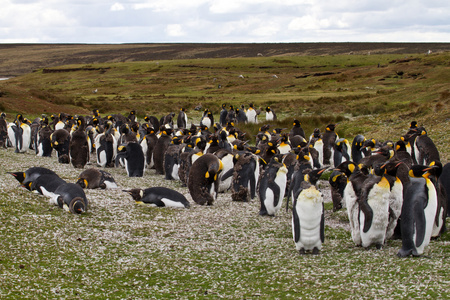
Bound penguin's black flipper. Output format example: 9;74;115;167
414;194;427;248
320;202;325;243
359;200;373;233
267;180;282;208
220;168;234;181
293;199;301;243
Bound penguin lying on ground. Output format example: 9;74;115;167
76;168;117;189
292;168;327;254
8;167;57;190
123;187;190;208
29;173;67;197
49;183;89;214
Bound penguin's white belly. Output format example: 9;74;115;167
386;180;403;239
431;208;444;238
360;185;390;248
343;182;361;245
295;188;323;250
98;150;107;167
171;164;180;181
416;181;438;254
246;110;257;123
104;181;117;189
161;198;186;208
265;172;287;215
278;144;291;155
37;142;44;156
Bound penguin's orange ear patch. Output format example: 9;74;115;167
205;171;210;179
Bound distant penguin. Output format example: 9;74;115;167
116;142;145;177
94;121;117;168
219;104;228;126
201;110;214;129
153;128;173;175
177;108;188;129
246;103;257;124
140;124;158;168
50;183;88;214
231;151;260;202
36;124;53;157
51;129;71;164
124;187;190;208
277;134;291;155
163;136;183;180
76;168;117;189
258;157;288;216
9;114;31;153
333;138;351;167
265;107;276;121
397;165;440;257
188;153;223;205
351;134;366;164
289;119;305;139
358;164;391;249
0;112;7;148
226;105;236;124
69;116;89;168
292;168;327;254
8;167;57;190
322;124;338;166
235;108;247;124
414;128;440;165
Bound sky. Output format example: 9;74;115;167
1;0;449;43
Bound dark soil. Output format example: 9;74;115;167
1;43;449;77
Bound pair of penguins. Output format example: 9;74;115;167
333;157;448;256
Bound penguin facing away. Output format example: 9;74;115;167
124;187;190;208
50;183;89;214
258;157;288;216
292;168;327;254
188;153;223;205
76;168;117;189
397;165;439;257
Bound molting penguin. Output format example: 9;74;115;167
51;129;71;164
258;157;288;216
115;142;145;177
358;164;391;249
124;187;190;208
292;168;327;254
231;151;260;202
188;153;223;205
329;169;347;211
177;108;188;129
76;168;117;189
51;183;88;214
397;165;440;257
69;116;89;168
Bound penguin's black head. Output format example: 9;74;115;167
410;121;418;129
69;197;87;214
8;172;26;184
76;178;88;189
335;161;358;177
293;119;300;127
308;167;328;185
326;124;337;132
265;107;271;112
409;165;435;179
381;160;403;177
123;189;143;201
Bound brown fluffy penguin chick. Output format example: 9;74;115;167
188;153;223;205
76;168;117;189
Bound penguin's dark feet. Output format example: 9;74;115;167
375;243;383;250
299;248;306;255
312;247;320;255
259;209;268;216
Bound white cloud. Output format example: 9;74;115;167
166;24;185;37
110;3;125;11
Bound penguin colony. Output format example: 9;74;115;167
1;108;448;256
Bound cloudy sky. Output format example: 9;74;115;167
1;0;449;43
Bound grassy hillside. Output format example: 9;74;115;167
1;51;449;160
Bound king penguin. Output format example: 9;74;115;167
258;157;288;216
124;187;190;208
30;173;66;198
51;128;71;164
231;151;260;202
153;128;173;175
69;116;89;168
8;167;57;190
188;153;223;205
50;183;88;214
246;103;257;124
292;168;327;254
177;108;188;129
397;165;440;257
116;142;145;177
76;168;117;189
